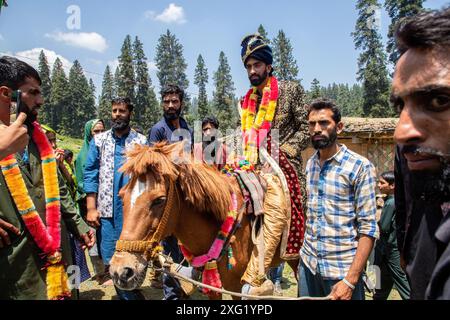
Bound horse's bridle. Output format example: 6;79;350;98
115;180;178;261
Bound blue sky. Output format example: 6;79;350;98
0;0;448;100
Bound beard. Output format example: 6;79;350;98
404;145;450;202
26;109;37;125
249;70;269;86
111;117;130;132
163;108;182;121
311;129;338;150
410;166;450;202
20;103;39;127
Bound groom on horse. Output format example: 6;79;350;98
238;34;309;296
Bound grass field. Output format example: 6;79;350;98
57;134;83;155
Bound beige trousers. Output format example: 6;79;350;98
241;174;289;287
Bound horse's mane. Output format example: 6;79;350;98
121;142;237;222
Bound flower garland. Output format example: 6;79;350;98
179;193;238;296
0;121;70;300
221;159;254;176
241;76;279;164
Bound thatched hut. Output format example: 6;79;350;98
301;117;398;174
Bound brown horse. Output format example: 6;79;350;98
109;142;298;299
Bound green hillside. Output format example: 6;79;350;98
57;135;83;156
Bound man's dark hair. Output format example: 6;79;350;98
2;56;41;87
161;84;184;103
381;171;395;185
307;98;342;124
111;97;134;112
0;56;17;89
395;6;450;55
202;116;220;130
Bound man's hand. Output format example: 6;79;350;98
0;113;29;159
0;218;21;248
55;149;65;165
86;208;100;228
328;280;354;300
79;229;96;250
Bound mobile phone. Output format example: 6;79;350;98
11;90;28;118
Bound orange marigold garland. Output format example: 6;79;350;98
0;121;70;300
241;76;278;164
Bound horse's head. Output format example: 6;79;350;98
110;142;235;290
109;142;181;290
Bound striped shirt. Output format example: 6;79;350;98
300;144;379;279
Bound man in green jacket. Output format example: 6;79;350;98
0;56;95;300
373;171;411;300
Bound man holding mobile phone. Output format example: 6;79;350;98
0;56;94;300
0;65;29;159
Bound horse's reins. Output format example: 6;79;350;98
115;180;178;261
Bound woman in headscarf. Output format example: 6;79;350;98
75;119;105;202
74;119;106;284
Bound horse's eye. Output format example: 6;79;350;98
151;197;166;208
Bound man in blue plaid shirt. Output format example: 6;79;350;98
299;99;379;300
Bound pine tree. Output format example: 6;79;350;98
385;0;424;66
113;66;120;98
316;83;364;117
155;30;191;120
65;60;93;137
213;52;237;131
89;78;96;96
142;87;160;133
310;78;321;100
88;78;97;121
257;24;270;43
353;0;393;117
99;65;114;125
272;30;299;82
349;83;364;116
37;50;52;126
155;30;189;90
132;36;150;126
194;54;209;121
117;35;135;102
49;58;69;132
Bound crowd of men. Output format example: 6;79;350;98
0;6;448;300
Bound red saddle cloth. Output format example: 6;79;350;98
267;135;305;258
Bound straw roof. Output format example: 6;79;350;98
341;117;398;135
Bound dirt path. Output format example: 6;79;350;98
78;262;298;300
78;255;400;300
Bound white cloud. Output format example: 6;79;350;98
145;3;186;24
45;31;108;53
3;48;72;71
